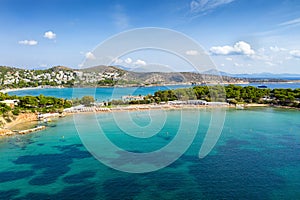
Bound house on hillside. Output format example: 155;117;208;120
0;99;19;108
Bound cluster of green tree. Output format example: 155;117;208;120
72;96;95;106
224;85;300;107
98;78;117;86
271;88;300;107
123;85;300;108
0;103;11;115
150;85;227;103
1;80;76;90
0;93;73;116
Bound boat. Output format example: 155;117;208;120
258;85;268;88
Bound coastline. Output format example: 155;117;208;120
0;86;65;94
2;80;300;95
1;103;298;137
0;87;41;94
0;113;38;136
0;81;250;94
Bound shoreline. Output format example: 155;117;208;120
1;81;299;95
1;103;298;137
0;86;64;94
0;113;38;136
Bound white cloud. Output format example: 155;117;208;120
234;62;240;67
290;50;300;59
185;50;199;55
18;40;38;46
44;31;56;39
113;58;123;64
225;57;232;61
269;46;286;52
190;0;235;14
265;61;275;66
210;41;255;56
85;52;96;60
133;59;147;66
279;18;300;27
112;57;146;66
125;57;132;64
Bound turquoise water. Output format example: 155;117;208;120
0;108;300;199
8;83;300;101
8;85;192;101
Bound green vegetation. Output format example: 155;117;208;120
115;85;300;108
71;96;95;106
80;96;95;106
0;93;72;117
0;103;11;115
98;78;116;86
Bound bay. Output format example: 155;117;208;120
7;83;300;101
0;108;300;199
7;85;191;101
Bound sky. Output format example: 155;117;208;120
1;0;300;74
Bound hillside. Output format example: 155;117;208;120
0;65;246;89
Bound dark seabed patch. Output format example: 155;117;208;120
0;170;34;183
187;139;285;199
13;183;98;200
12;144;91;185
102;177;144;200
0;189;20;199
63;170;96;184
29;167;71;185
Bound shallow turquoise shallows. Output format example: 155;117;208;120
0;108;300;199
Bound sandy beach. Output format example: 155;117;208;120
0;102;285;137
0;86;42;94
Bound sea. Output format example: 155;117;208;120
0;83;300;199
7;82;300;102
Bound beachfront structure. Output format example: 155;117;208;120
63;105;110;113
206;102;229;106
168;100;208;105
122;95;144;102
168;100;229;106
38;113;60;120
0;99;19;108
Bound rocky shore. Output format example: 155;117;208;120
0;113;38;136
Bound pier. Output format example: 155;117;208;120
17;126;46;135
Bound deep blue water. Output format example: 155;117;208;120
237;82;300;89
0;108;300;199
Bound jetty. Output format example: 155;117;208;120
17;126;46;135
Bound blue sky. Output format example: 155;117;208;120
1;0;300;73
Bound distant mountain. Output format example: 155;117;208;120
78;65;125;74
2;64;298;90
233;73;300;80
76;65;244;84
201;69;230;77
203;69;300;80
